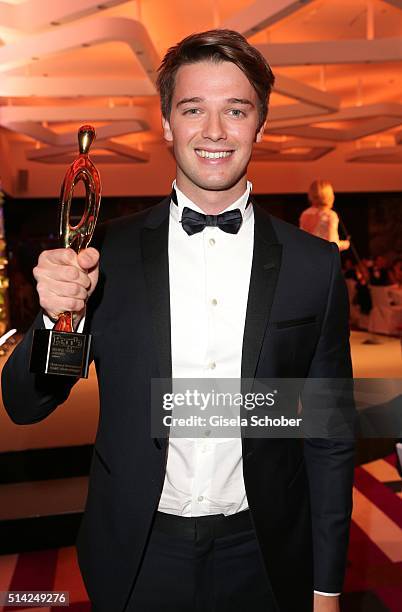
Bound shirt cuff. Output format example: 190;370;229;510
43;314;55;330
314;591;341;596
42;314;86;333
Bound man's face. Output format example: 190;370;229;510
162;60;265;195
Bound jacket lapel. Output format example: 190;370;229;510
140;198;172;380
241;204;282;385
140;199;172;451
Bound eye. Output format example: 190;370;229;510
183;108;201;115
228;109;246;118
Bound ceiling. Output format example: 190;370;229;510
1;0;402;166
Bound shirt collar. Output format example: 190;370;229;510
170;179;253;226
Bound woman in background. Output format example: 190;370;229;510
300;179;350;251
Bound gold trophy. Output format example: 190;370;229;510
30;125;101;378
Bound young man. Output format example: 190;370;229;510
2;30;355;612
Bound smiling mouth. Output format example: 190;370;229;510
195;149;234;159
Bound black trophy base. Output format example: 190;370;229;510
30;329;92;378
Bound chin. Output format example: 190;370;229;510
198;182;236;192
195;173;245;192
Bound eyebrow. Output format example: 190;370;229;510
176;97;255;108
227;98;255;107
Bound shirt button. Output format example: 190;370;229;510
204;430;211;437
209;238;215;246
211;298;218;306
208;362;216;370
197;495;204;502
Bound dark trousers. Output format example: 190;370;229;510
122;510;278;612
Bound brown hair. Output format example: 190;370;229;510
156;29;275;130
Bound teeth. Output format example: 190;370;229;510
196;150;232;159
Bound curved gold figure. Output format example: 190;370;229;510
55;125;102;333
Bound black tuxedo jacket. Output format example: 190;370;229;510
2;199;355;612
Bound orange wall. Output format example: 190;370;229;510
3;137;402;199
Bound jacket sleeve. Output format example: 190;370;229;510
1;311;80;424
302;243;356;593
2;222;108;425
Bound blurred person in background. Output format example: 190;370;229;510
388;258;402;306
343;258;358;281
300;180;350;252
389;257;402;288
369;254;392;286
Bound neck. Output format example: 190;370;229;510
176;174;248;214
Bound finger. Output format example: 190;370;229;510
39;290;86;316
77;247;100;271
87;267;99;297
39;248;79;267
37;279;89;302
34;261;91;289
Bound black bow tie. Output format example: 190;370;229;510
181;207;243;236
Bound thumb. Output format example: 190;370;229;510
77;247;99;270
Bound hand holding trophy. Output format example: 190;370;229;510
30;125;101;378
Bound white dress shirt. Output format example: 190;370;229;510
157;180;253;517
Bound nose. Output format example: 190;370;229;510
202;112;227;141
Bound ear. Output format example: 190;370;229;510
162;116;173;142
255;120;267;143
